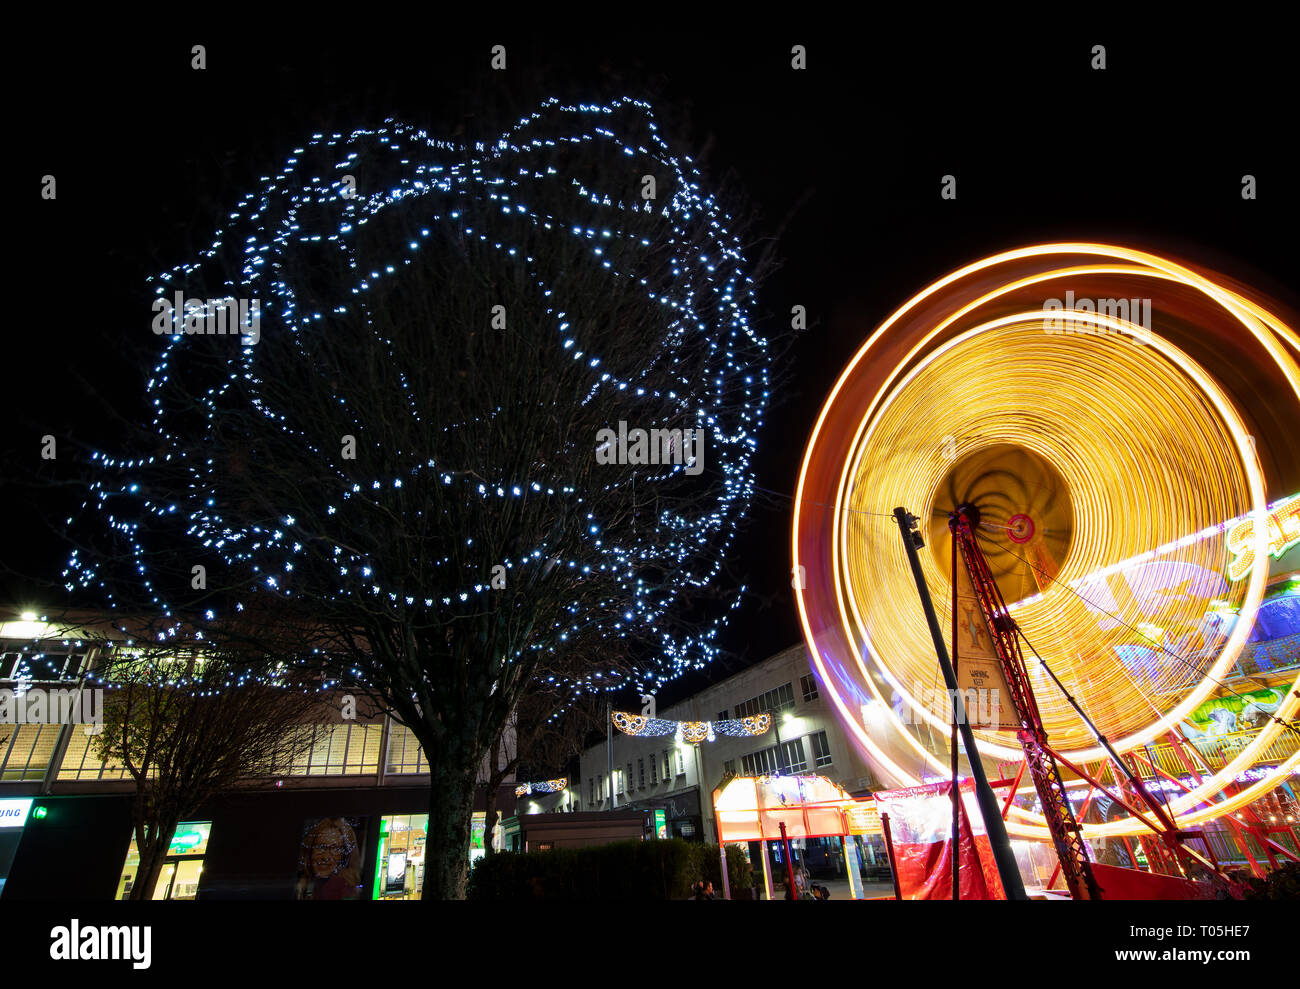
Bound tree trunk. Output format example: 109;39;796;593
130;823;176;901
422;758;479;899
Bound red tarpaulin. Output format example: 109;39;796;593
874;780;1006;900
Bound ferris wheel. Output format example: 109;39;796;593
792;244;1300;848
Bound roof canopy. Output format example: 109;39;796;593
714;774;865;842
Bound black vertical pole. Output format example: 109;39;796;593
892;508;1028;901
607;701;614;809
879;812;904;901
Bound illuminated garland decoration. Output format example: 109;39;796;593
755;772;819;786
62;97;771;699
611;710;771;745
792;243;1300;840
514;778;568;798
718;714;773;737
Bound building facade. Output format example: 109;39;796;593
555;643;881;845
0;612;513;899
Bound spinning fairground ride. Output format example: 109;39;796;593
793;244;1300;898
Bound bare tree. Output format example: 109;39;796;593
65;97;772;897
90;634;324;900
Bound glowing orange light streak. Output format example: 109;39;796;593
793;244;1300;838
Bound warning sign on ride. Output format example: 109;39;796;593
949;551;1017;730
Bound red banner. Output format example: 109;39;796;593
874;780;1006;899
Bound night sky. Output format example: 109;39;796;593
9;27;1296;708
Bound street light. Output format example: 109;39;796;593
772;710;792;775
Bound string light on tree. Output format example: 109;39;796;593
63;96;772;702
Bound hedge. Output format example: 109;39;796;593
467;839;754;900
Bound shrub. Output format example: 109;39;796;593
467;838;710;899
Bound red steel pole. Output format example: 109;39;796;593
779;820;799;900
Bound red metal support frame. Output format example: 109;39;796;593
950;505;1242;898
999;758;1029;821
1162;729;1300;872
1047;782;1100;892
778;820;798;900
952;509;1100;900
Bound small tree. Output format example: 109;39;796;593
91;636;324;900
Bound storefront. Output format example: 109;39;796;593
713;773;869;899
115;821;212;900
0;784;517;899
0;797;33;895
623;788;702;840
372;811;500;900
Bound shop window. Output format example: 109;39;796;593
371;810;497;900
116;822;211;900
375;814;427;900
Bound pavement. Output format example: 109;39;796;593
746;878;896;900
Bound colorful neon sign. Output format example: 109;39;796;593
1227;495;1300;581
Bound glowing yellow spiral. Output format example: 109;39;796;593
793;244;1300;840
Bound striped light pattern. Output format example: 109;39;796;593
793;244;1300;839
